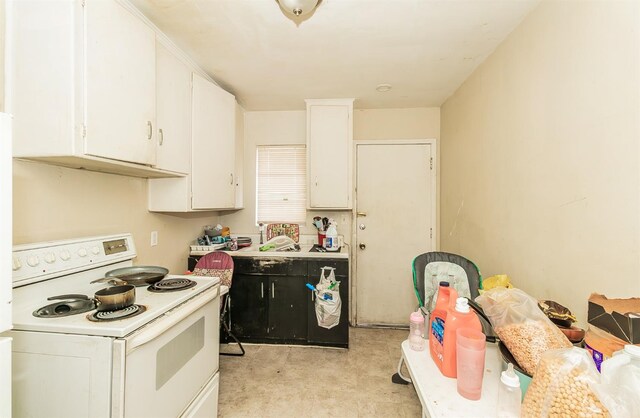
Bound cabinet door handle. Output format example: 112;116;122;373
158;128;164;145
230;173;234;185
147;121;153;140
271;282;275;299
261;282;264;299
311;291;315;301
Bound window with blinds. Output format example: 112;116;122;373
256;145;307;224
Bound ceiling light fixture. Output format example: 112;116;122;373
376;84;392;93
277;0;319;17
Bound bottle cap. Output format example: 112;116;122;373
455;297;470;313
501;363;520;388
439;281;450;287
410;310;424;323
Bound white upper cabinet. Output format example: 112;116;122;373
84;0;156;166
6;0;181;178
148;74;237;212
191;73;236;210
306;99;354;209
155;41;191;174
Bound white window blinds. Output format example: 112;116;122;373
256;145;307;224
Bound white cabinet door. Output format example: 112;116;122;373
84;0;156;166
155;41;191;173
191;73;236;210
307;99;353;209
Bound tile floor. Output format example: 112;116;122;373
218;327;422;417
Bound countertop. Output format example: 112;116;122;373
219;244;348;259
190;234;349;259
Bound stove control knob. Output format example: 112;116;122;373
27;256;39;267
12;257;22;271
78;248;88;257
45;252;56;264
91;246;100;255
60;250;71;261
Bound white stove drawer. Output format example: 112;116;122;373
121;288;220;418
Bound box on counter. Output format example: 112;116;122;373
587;293;640;344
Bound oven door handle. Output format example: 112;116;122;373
125;286;219;354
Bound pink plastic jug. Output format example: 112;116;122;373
456;328;486;400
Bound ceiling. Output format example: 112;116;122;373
130;0;539;111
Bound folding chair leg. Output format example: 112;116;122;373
391;356;411;384
220;320;245;357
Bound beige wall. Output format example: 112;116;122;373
440;1;640;324
218;107;441;244
13;161;219;273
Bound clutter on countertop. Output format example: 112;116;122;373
479;274;513;294
497;363;521;418
409;310;425;351
265;223;300;243
258;235;300;252
599;344;640;417
476;287;572;376
538;299;585;344
588;293;640;344
584;325;628;371
522;347;610;418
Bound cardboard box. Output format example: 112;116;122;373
588;293;640;344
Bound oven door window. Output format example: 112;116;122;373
123;294;220;418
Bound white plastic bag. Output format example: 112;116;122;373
315;267;341;329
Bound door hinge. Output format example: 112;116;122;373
430;157;433;170
82;125;87;138
430;228;433;239
81;0;85;7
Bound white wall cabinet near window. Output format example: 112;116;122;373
148;74;237;212
306;99;354;209
6;0;182;178
155;40;191;174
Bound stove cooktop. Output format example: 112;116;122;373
12;269;219;338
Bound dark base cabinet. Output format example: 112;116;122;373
306;260;349;348
227;257;349;348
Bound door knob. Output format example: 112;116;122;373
359;223;366;230
359;243;366;250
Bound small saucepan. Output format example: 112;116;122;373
93;284;135;312
52;284;136;312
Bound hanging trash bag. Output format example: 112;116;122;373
314;267;342;329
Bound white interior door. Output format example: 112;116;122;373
355;142;435;325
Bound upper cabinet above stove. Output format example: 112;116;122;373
6;0;193;178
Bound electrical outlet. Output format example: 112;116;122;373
150;231;158;247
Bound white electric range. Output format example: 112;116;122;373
4;234;221;418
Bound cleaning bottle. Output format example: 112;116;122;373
497;363;521;418
440;297;482;377
324;220;339;251
429;282;458;372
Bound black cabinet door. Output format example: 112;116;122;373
229;274;269;339
267;276;308;340
307;264;349;347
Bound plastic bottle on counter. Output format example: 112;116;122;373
497;363;521;418
409;310;425;351
440;297;482;377
324;220;339;252
429;281;457;372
